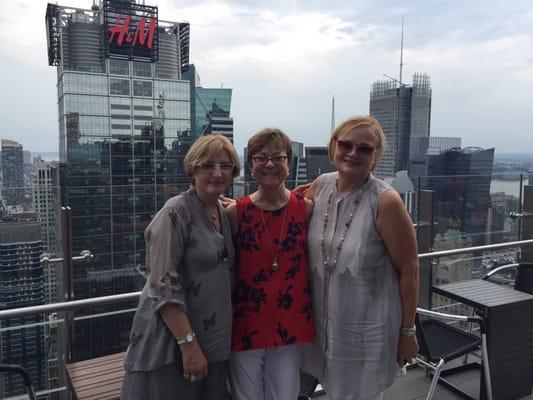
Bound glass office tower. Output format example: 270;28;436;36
0;220;45;397
46;0;191;360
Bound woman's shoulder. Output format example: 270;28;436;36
312;172;337;199
367;174;394;198
318;171;338;185
236;194;253;212
158;189;195;220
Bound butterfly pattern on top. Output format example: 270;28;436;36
232;191;315;351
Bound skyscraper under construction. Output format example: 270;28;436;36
369;73;432;179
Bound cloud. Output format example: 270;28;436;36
0;0;532;154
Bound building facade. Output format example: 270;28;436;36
32;161;60;303
305;146;335;181
369;73;432;179
425;147;495;245
0;220;45;397
183;64;234;143
1;139;24;205
46;0;192;360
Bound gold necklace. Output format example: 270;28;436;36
259;202;289;272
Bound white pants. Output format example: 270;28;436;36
229;344;301;400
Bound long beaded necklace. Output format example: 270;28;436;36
320;181;367;271
259;203;289;272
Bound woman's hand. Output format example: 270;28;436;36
397;335;419;367
293;182;312;196
180;340;208;382
293;179;318;201
219;194;236;208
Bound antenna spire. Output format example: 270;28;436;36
399;15;404;87
330;95;335;132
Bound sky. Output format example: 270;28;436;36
1;0;532;156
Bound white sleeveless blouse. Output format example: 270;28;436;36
302;172;402;399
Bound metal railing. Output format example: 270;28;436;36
1;238;532;321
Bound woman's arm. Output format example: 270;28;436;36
147;207;208;380
376;190;420;366
160;306;208;380
294;178;319;201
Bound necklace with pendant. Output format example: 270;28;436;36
320;180;367;271
259;201;289;272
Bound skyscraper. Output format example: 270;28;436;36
1;139;24;205
369;73;432;179
32;160;60;303
183;64;234;142
0;219;45;397
425;147;495;245
305;147;336;181
46;0;192;360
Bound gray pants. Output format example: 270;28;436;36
121;360;229;400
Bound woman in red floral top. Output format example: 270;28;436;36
226;128;314;400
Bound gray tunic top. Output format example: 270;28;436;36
124;187;235;372
302;172;402;399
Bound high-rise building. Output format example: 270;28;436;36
1;139;24;205
46;0;192;360
369;73;432;179
32;161;60;303
183;64;234;142
0;219;45;397
425;147;495;245
428;137;461;155
305;146;336;181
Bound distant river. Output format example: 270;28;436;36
490;180;522;198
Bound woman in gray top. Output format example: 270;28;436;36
302;116;419;400
121;135;240;400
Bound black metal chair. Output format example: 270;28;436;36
415;307;493;400
0;363;37;400
482;262;533;294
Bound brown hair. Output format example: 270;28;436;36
328;115;387;170
246;128;292;166
184;135;240;179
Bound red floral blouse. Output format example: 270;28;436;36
232;191;314;351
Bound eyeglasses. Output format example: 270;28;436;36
252;155;288;165
199;162;234;173
336;140;376;156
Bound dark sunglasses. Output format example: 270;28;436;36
336;140;376;156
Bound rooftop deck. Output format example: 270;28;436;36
1;177;532;399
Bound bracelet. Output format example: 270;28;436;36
176;331;196;345
400;326;416;337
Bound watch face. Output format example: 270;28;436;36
186;333;193;342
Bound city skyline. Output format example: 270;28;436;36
1;0;533;156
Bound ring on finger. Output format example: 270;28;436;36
189;374;197;382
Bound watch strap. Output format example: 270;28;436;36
176;331;196;345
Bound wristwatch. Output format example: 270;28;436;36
400;326;416;337
176;331;196;345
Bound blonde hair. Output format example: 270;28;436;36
184;135;240;179
328;115;387;170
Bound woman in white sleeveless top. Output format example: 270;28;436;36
302;116;419;400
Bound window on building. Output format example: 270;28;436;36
109;59;130;76
133;62;152;78
110;78;130;96
133;80;153;97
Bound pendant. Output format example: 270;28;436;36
271;261;279;271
